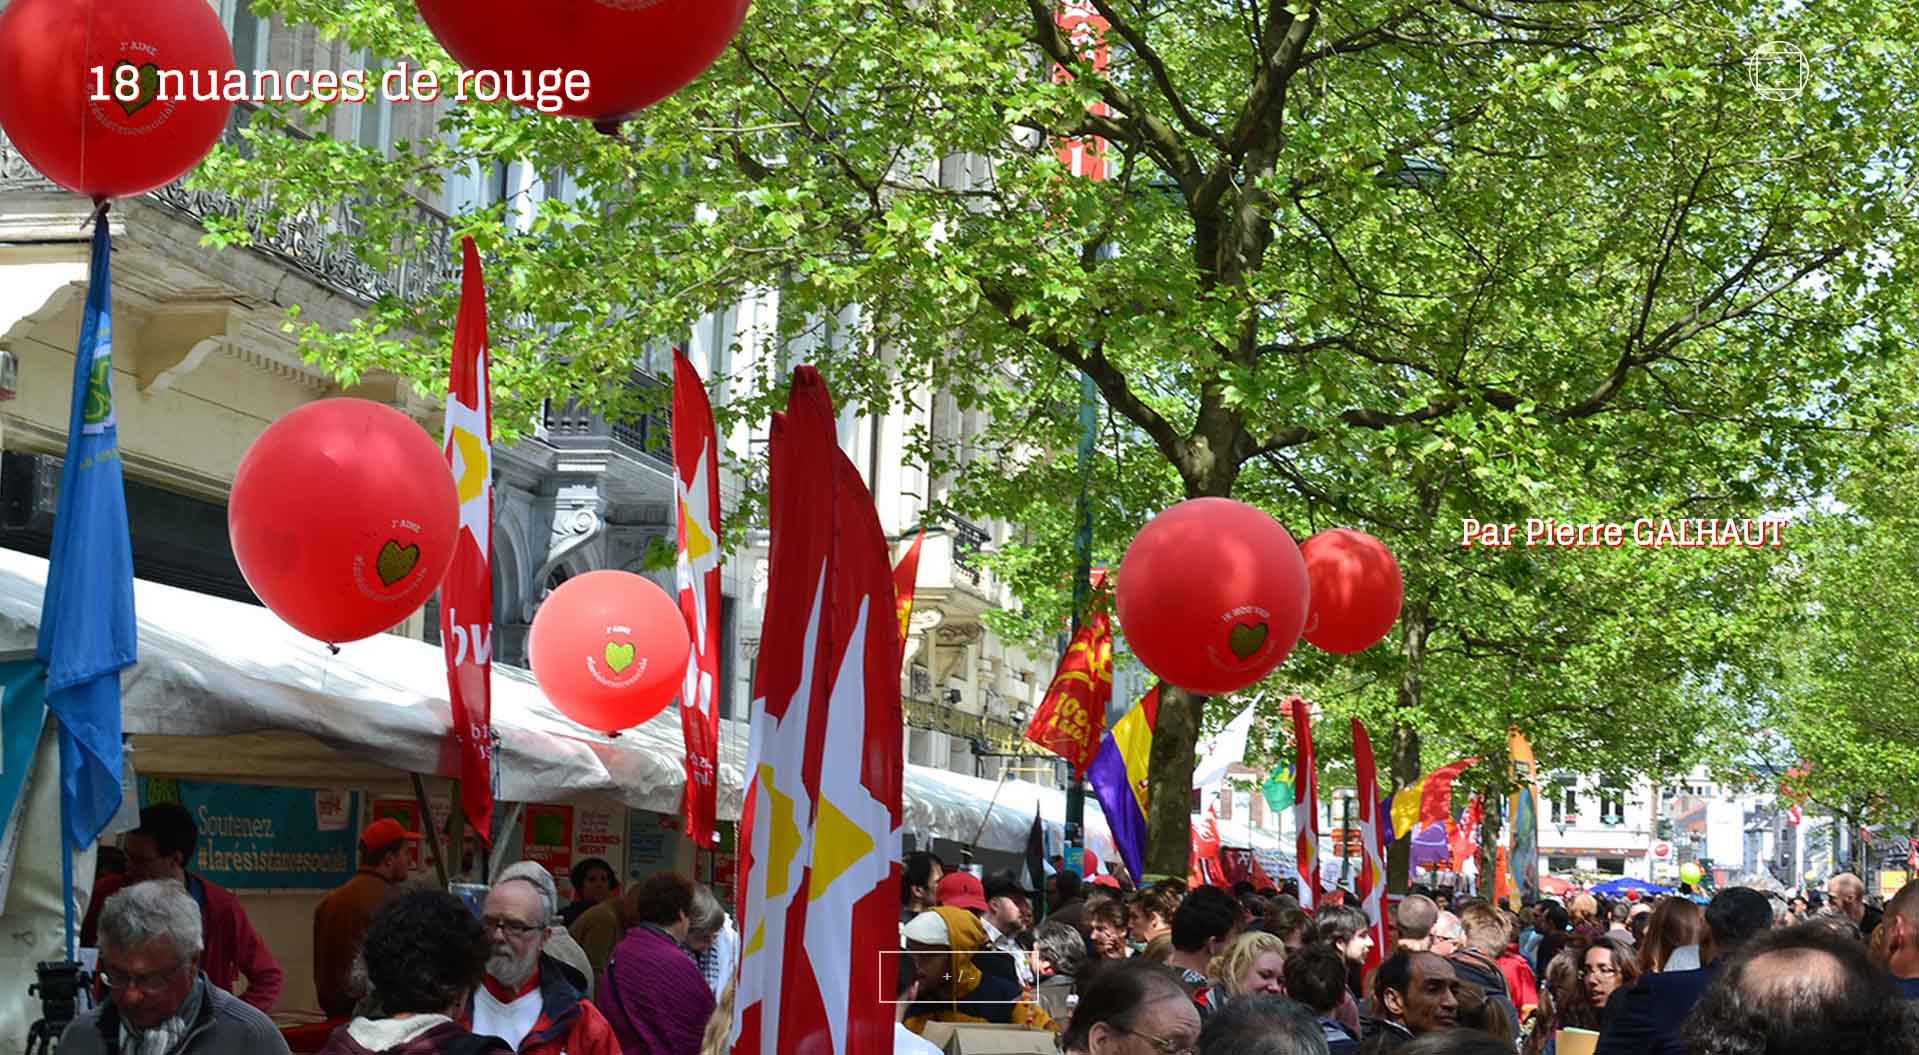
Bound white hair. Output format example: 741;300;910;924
493;862;558;926
100;879;203;963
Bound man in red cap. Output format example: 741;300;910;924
938;871;990;914
312;817;419;1018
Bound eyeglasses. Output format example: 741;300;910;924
100;962;186;992
1115;1025;1197;1055
481;916;543;938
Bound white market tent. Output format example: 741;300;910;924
0;546;1112;856
0;547;1114;1049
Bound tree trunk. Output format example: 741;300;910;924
1479;800;1503;902
1144;684;1208;878
1386;595;1432;892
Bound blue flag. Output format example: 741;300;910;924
36;220;136;853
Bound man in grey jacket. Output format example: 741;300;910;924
59;879;289;1055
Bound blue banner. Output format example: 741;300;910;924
140;778;359;890
0;660;49;904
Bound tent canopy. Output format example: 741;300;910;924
0;548;1107;857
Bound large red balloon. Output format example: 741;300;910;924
229;399;459;645
529;570;690;733
1114;498;1310;695
1300;529;1404;654
0;0;234;198
414;0;750;125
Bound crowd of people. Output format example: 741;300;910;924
890;855;1919;1055
52;802;1919;1055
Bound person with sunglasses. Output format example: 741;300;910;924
1060;959;1201;1055
57;880;290;1055
459;875;617;1055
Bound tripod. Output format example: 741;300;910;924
27;960;87;1055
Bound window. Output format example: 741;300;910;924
354;58;392;157
222;0;271;73
1599;791;1625;825
718;596;736;721
1547;855;1578;873
1596;857;1626;876
1550;780;1577;824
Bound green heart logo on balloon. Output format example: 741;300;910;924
1228;622;1269;660
110;61;163;118
375;540;420;587
604;641;636;674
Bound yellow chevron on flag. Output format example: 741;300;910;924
809;797;876;903
762;764;802;900
681;497;715;561
450;426;488;505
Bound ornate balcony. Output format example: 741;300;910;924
0;106;459;307
901;695;1025;755
938;511;991;585
542;368;673;470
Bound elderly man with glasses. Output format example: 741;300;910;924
58;880;290;1055
460;875;618;1055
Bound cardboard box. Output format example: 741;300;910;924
940;1022;1060;1054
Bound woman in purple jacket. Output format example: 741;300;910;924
596;874;715;1055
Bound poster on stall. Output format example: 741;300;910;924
141;777;359;890
626;809;682;882
523;804;575;875
565;806;625;898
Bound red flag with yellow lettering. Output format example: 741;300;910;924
1022;604;1111;778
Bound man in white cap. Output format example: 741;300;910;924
495;860;599;999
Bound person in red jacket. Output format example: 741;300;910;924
461;876;619;1055
86;803;285;1011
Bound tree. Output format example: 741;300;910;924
214;0;1919;877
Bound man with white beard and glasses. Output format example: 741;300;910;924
461;875;618;1055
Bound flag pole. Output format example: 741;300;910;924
60;754;75;960
1064;362;1101;881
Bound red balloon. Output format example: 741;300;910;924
1299;529;1404;654
414;0;750;124
1115;498;1310;695
229;399;459;645
529;570;690;733
0;0;234;198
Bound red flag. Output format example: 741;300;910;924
892;529;924;667
1352;718;1388;976
732;368;902;1055
1189;797;1227;889
673;348;723;849
1023;603;1112;777
1291;698;1320;909
1451;795;1484;872
438;236;494;844
1052;1;1111;179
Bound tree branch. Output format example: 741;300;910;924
1087;0;1228;151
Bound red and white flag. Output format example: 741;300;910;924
438;236;494;844
1291;697;1319;909
732;367;902;1055
1352;718;1388;976
673;348;723;849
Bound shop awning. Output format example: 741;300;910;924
0;548;1106;856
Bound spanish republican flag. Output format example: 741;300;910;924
1022;602;1112;778
732;368;902;1055
672;348;723;849
1352;718;1388;976
1390;757;1480;840
1086;684;1159;883
1290;698;1320;909
892;529;924;667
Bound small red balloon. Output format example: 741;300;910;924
1300;529;1404;654
414;0;750;124
529;570;690;733
1115;498;1310;695
229;399;459;645
0;0;235;198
